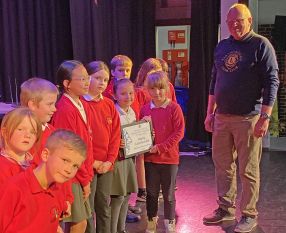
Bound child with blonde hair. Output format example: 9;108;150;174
20;77;58;165
0;107;42;184
0;129;87;233
140;71;184;233
103;55;133;100
20;77;74;230
84;61;121;233
133;58;163;203
135;58;177;107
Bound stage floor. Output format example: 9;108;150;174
126;151;286;233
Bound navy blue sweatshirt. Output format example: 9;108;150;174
209;30;279;115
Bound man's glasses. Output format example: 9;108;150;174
226;18;246;25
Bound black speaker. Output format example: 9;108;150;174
272;15;286;51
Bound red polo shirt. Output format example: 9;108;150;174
30;123;56;167
0;168;65;233
30;124;73;206
0;156;24;185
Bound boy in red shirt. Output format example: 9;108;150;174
103;55;132;98
0;129;87;233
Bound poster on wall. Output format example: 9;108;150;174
156;25;190;88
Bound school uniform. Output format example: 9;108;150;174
112;104;138;195
0;168;65;233
103;78;141;118
30;123;55;167
136;82;177;109
52;94;93;222
110;104;138;233
0;150;31;184
83;94;121;233
140;99;184;220
30;123;73;210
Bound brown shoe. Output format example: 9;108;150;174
203;208;235;224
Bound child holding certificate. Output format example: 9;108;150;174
111;78;139;233
140;71;185;233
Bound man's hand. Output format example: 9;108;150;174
254;117;270;137
204;113;214;132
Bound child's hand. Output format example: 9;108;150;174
57;225;64;233
83;182;91;200
63;201;71;218
93;160;103;170
152;129;155;139
97;161;112;174
149;145;158;154
59;201;71;220
120;139;125;148
142;115;152;122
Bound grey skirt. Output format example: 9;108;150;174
63;183;92;223
110;158;138;196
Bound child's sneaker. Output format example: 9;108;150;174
146;216;158;233
164;219;176;233
137;189;147;202
126;211;141;223
128;205;142;214
158;189;163;199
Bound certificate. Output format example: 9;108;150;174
121;120;153;159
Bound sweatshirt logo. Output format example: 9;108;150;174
222;51;241;72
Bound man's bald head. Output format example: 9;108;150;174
226;4;252;40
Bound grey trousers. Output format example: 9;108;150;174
110;195;130;233
85;172;113;233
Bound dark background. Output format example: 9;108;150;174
0;0;220;142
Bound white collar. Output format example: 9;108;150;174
64;93;84;108
83;93;103;102
150;98;170;109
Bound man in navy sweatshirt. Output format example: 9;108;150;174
203;3;279;233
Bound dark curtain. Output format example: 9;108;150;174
69;0;156;80
0;0;73;103
185;0;220;142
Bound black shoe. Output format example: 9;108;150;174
137;189;147;202
203;208;235;224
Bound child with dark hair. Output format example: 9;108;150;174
52;60;94;233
